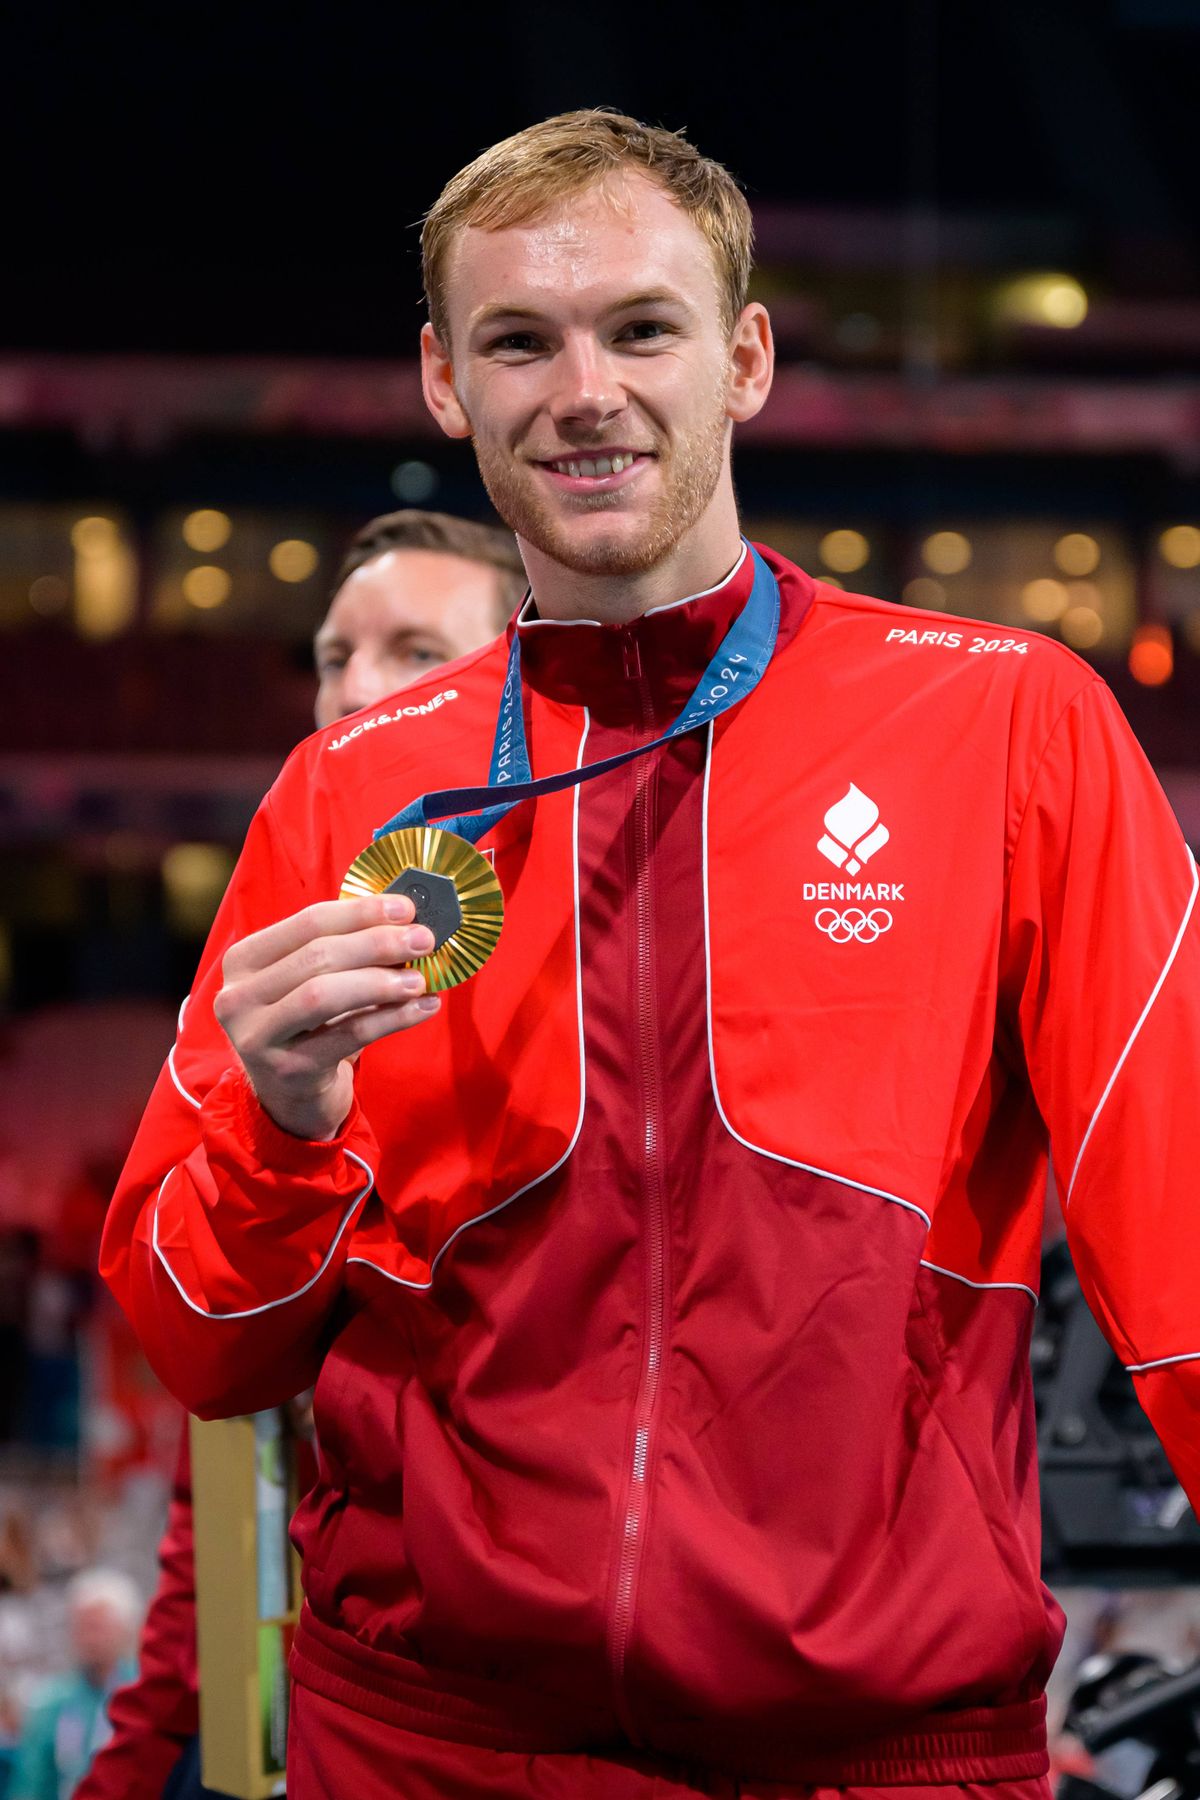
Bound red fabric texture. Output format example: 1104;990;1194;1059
100;546;1200;1789
288;1680;1053;1800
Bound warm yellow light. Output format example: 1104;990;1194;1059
73;521;136;639
71;515;119;554
182;509;232;553
998;273;1088;330
921;531;972;576
162;843;236;934
1129;623;1173;686
1160;525;1200;570
902;577;947;609
183;565;232;609
1020;578;1069;622
818;529;870;574
269;539;319;583
1053;533;1100;577
1061;606;1104;650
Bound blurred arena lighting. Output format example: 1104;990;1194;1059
996;273;1089;330
1184;611;1200;653
161;842;237;935
71;515;118;555
1061;604;1105;650
182;509;233;553
902;577;947;608
390;460;439;503
72;515;136;639
269;538;319;583
1160;524;1200;569
1129;622;1174;686
28;574;70;617
1020;578;1070;623
818;529;870;573
182;565;232;609
1053;533;1101;577
921;531;972;576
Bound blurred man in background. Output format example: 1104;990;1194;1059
9;1571;139;1800
76;508;520;1800
313;509;525;726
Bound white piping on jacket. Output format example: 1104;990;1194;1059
515;545;748;632
152;1149;375;1319
1066;845;1198;1206
168;996;202;1111
699;722;932;1233
346;710;593;1291
1125;1350;1200;1373
919;1259;1038;1306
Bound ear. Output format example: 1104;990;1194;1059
725;302;774;425
421;323;472;440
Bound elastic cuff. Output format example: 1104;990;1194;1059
223;1068;359;1174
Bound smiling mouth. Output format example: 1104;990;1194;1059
539;451;648;478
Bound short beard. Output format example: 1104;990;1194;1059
473;399;730;581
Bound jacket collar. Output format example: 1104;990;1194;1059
512;546;760;729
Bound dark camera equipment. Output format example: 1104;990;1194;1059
1057;1650;1200;1800
1033;1241;1200;1583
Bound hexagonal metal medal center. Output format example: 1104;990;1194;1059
384;866;463;951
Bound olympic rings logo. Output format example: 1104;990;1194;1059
814;907;893;944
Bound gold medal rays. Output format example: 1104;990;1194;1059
340;826;504;992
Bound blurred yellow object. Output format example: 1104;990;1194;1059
1020;579;1069;623
921;531;971;576
183;565;232;609
1061;606;1104;650
269;539;319;583
818;529;870;574
183;509;233;552
1159;525;1200;570
1053;533;1100;577
997;273;1088;330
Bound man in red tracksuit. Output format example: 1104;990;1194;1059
101;111;1200;1799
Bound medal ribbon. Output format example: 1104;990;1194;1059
373;542;780;847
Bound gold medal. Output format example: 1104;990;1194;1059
340;826;504;992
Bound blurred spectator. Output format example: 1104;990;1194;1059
313;508;525;726
8;1570;138;1800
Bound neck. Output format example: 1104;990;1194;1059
520;496;745;625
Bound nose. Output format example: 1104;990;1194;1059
550;332;625;436
338;651;390;718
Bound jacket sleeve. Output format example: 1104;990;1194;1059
99;785;381;1418
1002;675;1200;1505
72;1426;198;1800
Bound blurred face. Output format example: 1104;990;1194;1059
422;174;765;582
314;547;505;727
72;1599;133;1680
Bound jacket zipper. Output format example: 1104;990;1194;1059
606;635;670;1742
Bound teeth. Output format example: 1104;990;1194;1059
551;452;637;477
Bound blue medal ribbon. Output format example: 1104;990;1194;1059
373;542;780;847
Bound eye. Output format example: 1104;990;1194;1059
487;331;544;356
316;652;347;677
618;320;673;344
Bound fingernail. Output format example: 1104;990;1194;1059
409;927;435;954
383;895;414;920
399;972;425;994
416;995;440;1013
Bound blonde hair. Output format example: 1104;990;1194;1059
422;109;754;344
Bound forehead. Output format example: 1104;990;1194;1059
445;173;722;331
318;549;498;640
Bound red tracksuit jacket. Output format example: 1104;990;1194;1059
100;546;1200;1787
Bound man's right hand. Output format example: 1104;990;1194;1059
213;894;439;1141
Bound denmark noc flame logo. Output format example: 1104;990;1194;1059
817;785;890;875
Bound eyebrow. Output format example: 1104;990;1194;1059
470;288;692;333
